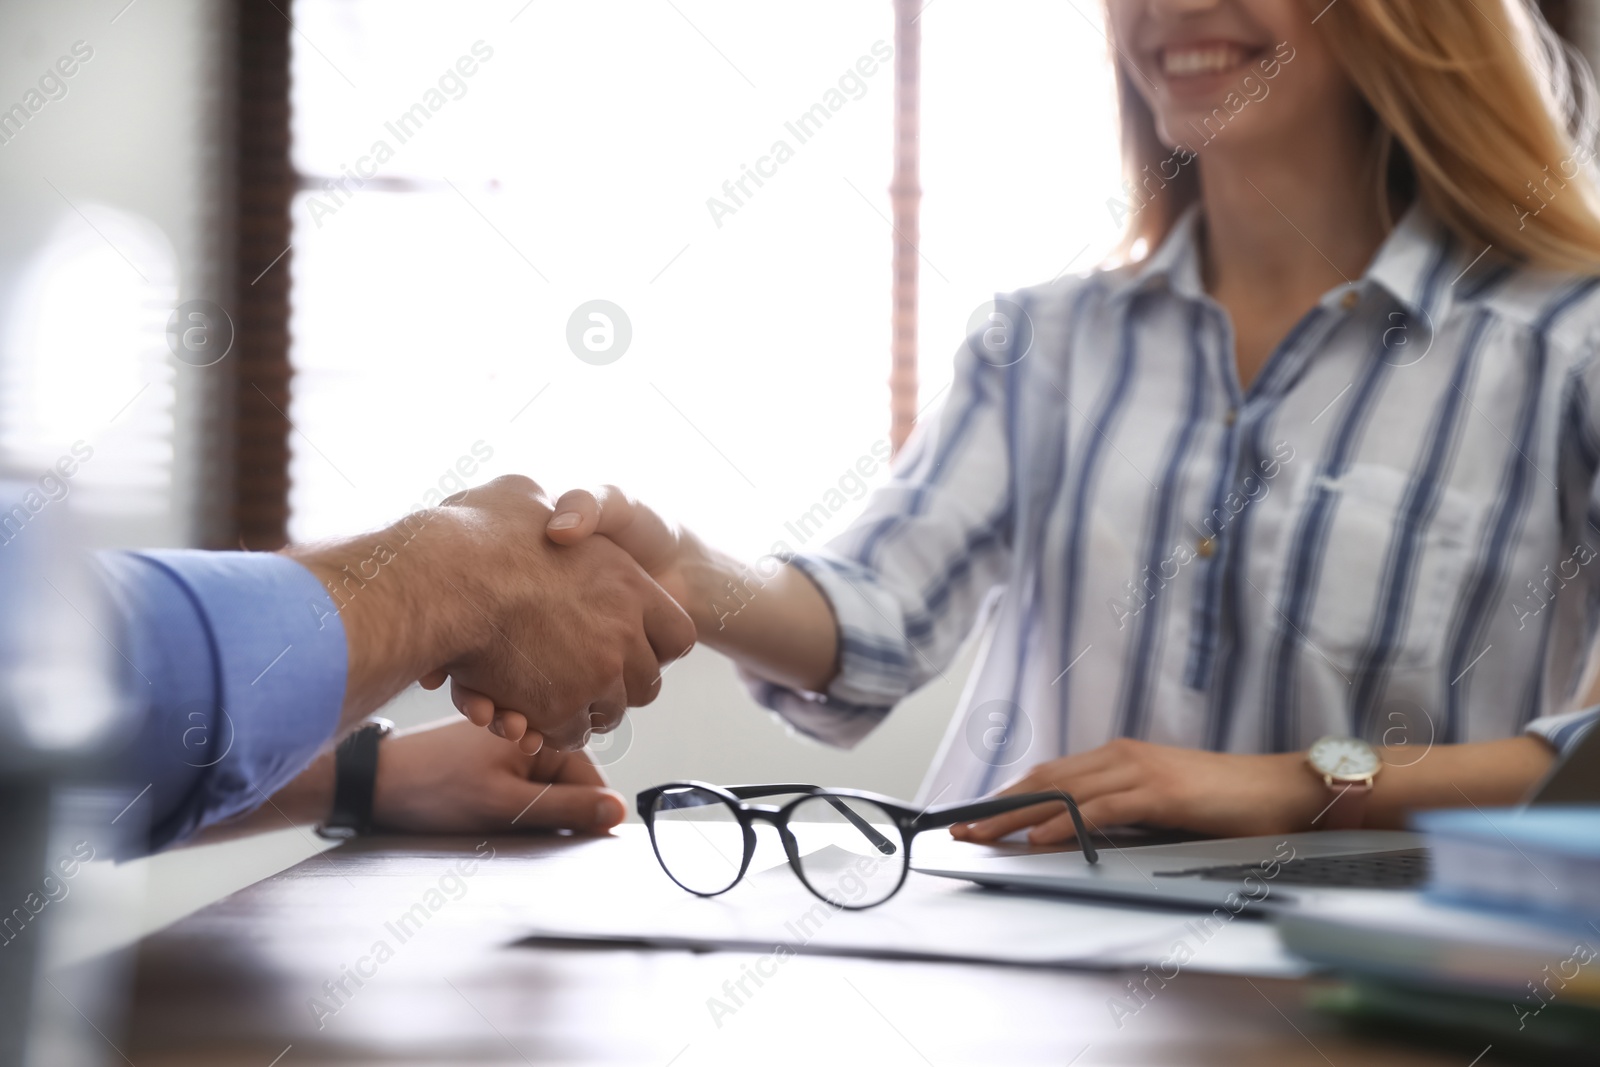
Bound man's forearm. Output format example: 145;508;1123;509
283;475;696;752
285;510;477;731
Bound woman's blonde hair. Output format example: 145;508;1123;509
1115;0;1600;273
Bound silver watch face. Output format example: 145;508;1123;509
1307;735;1380;781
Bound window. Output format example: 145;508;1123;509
917;2;1122;402
0;205;176;524
287;1;1121;556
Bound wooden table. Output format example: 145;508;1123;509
108;827;1501;1066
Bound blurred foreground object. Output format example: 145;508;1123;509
0;479;130;1066
1279;803;1600;1056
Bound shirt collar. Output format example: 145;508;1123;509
1363;202;1460;321
1106;204;1206;308
1105;200;1459;321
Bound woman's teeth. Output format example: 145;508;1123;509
1161;45;1247;77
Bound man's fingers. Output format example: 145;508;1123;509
552;746;607;787
420;670;448;690
585;699;626;739
502;782;627;833
542;698;605;752
641;581;696;664
622;629;665;706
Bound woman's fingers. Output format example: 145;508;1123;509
954;764;1138;842
1021;806;1090;845
514;722;545;755
436;677;549;755
995;747;1115;796
489;709;529;743
545;488;602;542
990;786;1148;846
1057;790;1147;843
951;800;1067;842
451;679;496;727
547;485;635;545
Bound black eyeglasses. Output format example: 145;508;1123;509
636;781;1098;910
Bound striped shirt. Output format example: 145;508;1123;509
752;204;1600;803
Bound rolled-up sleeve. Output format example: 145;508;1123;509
746;319;1018;748
97;550;347;853
1526;705;1598;753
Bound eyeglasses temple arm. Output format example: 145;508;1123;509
725;784;897;855
913;791;1099;864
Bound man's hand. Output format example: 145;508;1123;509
373;718;624;834
288;475;695;752
190;716;626;843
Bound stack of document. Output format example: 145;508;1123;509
1418;805;1600;920
1275;805;1600;1055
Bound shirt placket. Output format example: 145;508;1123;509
1183;287;1358;693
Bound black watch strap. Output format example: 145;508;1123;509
317;718;393;840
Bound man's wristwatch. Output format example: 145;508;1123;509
1305;735;1381;831
316;717;394;840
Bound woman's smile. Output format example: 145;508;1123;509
1151;38;1270;100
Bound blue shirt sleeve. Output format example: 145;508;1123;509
97;550;347;853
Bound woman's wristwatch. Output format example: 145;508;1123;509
316;717;394;840
1305;735;1382;831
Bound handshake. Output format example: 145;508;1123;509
289;474;834;755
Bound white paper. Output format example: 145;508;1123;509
518;838;1309;977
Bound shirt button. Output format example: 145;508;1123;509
1339;290;1360;311
1196;537;1217;559
1223;408;1238;427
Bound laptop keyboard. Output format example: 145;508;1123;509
1154;847;1430;889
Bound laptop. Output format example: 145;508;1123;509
914;722;1600;912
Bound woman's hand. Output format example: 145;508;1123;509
545;485;702;606
541;483;842;692
950;734;1560;845
950;739;1327;846
372;717;626;834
